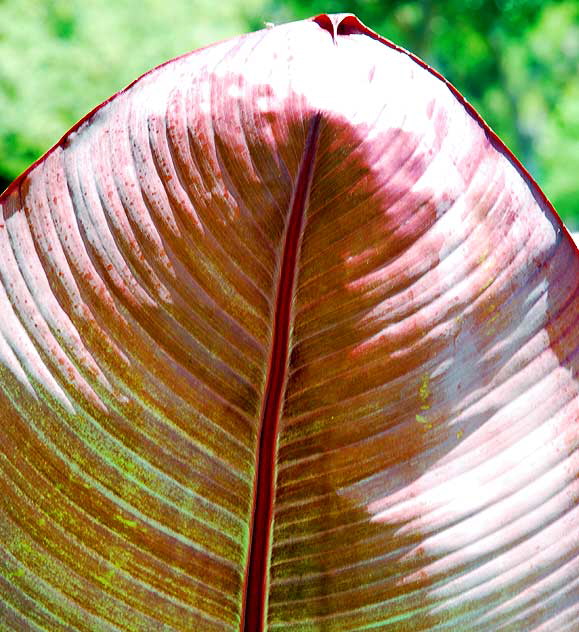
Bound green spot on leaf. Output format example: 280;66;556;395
419;374;431;402
116;514;138;529
96;568;115;588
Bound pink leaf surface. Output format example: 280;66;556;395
1;13;578;631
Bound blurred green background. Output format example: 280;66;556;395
1;1;577;225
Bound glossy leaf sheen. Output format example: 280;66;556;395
1;14;579;631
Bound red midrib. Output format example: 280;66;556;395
242;113;322;631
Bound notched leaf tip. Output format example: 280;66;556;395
312;13;374;44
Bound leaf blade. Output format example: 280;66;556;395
1;14;578;632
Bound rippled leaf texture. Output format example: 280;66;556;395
1;13;579;632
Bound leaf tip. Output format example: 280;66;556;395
312;13;375;44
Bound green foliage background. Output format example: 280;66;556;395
1;0;577;225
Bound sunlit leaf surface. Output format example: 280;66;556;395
1;14;578;631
